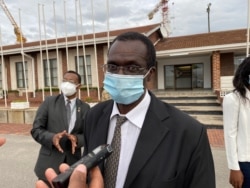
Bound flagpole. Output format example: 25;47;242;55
38;4;45;101
64;0;69;69
106;0;110;49
75;0;79;72
78;0;90;97
0;27;7;107
53;1;60;93
19;8;29;103
91;0;100;100
42;4;52;96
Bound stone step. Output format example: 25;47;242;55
174;105;222;114
190;114;223;128
154;90;223;128
153;90;216;97
161;99;220;106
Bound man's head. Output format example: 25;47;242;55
108;31;156;69
103;32;156;109
106;31;156;80
61;70;81;99
63;70;81;84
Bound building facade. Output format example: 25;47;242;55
0;24;248;107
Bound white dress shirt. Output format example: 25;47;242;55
107;90;151;188
223;89;250;170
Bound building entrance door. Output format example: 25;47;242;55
175;65;192;89
164;63;204;89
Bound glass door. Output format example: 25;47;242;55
175;65;192;89
192;63;204;88
164;65;174;89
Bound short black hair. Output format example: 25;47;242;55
64;70;81;84
233;56;250;100
109;31;156;69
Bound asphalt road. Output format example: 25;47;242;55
0;134;231;188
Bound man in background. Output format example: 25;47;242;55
31;70;90;186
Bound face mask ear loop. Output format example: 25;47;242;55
143;68;152;79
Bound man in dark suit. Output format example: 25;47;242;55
82;31;216;188
31;70;90;186
35;32;216;188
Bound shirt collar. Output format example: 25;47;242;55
110;90;151;129
64;95;77;105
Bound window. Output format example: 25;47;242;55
16;62;28;88
234;56;245;72
43;59;58;87
75;55;92;85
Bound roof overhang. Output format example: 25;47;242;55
156;42;248;57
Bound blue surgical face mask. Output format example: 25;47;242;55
103;71;150;105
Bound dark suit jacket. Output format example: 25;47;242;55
31;94;90;180
83;92;215;188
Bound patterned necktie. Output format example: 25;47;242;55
104;115;127;188
66;100;71;126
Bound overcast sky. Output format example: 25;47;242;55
0;0;248;45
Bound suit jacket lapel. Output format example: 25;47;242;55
72;99;81;132
124;95;170;188
89;101;113;151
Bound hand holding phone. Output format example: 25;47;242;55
52;144;113;188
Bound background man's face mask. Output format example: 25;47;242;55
60;82;78;96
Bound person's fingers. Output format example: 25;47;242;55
53;131;68;153
89;166;104;188
45;168;58;187
71;141;76;154
56;144;64;153
59;163;70;173
35;180;49;188
68;164;87;188
0;138;6;146
66;134;77;154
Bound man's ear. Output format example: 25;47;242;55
76;84;82;90
146;67;156;82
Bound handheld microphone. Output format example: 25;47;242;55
52;144;113;188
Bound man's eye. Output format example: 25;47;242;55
127;66;139;72
108;65;117;70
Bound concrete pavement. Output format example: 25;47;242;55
0;134;38;188
0;124;231;188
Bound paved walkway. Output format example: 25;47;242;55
0;123;231;188
0;123;225;147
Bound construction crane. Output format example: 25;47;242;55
148;0;171;38
0;0;27;43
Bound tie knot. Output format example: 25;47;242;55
116;115;127;126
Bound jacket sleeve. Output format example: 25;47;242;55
30;97;55;149
223;93;240;170
74;102;90;148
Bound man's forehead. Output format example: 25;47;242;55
108;40;147;57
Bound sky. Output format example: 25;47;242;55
0;0;248;45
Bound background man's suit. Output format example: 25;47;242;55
31;94;90;180
83;92;215;188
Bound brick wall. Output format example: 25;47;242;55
0;89;99;107
212;51;221;91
